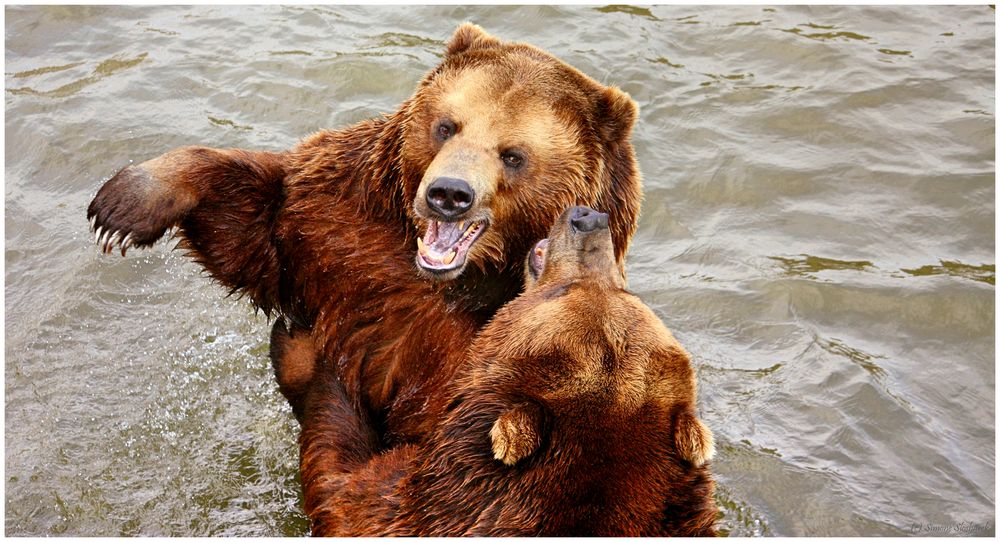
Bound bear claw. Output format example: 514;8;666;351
90;221;134;256
120;232;134;255
105;231;120;254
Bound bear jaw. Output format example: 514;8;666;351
415;218;489;279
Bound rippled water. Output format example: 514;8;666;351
5;5;994;537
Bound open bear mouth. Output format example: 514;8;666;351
417;219;488;273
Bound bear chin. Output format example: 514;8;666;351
415;258;466;281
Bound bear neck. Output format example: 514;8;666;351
440;260;525;321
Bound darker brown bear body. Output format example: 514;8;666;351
87;24;642;445
287;206;718;536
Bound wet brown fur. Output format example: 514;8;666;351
87;25;641;445
287;207;717;536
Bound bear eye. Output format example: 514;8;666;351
435;119;457;142
501;150;525;170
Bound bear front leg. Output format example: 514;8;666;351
298;367;386;535
87;146;289;312
299;368;381;476
87;148;205;255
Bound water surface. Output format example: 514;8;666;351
5;5;994;536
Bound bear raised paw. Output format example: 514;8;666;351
283;205;718;536
87;24;642;445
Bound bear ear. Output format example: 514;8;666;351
595;86;638;143
592;84;641;267
490;402;545;466
446;22;502;57
674;410;715;467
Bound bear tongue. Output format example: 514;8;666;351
417;220;470;266
428;221;465;252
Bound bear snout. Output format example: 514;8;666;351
426;177;476;218
569;205;609;233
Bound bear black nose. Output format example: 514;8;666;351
426;177;475;218
569;206;609;232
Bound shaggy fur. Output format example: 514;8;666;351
87;24;642;445
279;206;718;536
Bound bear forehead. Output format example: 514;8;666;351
431;67;584;141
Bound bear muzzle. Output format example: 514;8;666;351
569;206;609;233
425;176;475;218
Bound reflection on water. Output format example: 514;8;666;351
7;53;148;98
781;25;871;42
770;254;875;276
595;5;658;20
5;4;995;537
902;260;995;286
819;337;888;380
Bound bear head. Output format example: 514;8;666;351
468;204;713;472
400;24;641;285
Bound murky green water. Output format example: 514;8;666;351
5;5;994;537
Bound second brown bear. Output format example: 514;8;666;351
275;206;717;536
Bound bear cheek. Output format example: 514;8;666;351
400;137;438;209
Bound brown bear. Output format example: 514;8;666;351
277;205;717;536
86;24;642;444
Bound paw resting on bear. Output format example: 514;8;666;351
490;402;546;466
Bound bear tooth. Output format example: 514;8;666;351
442;249;457;265
417;237;426;254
